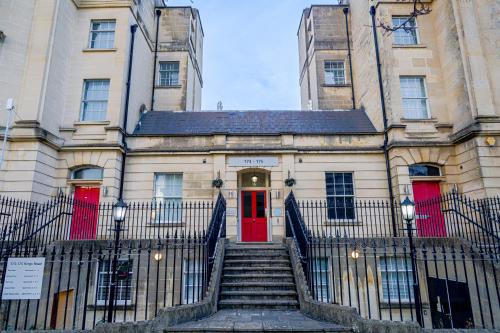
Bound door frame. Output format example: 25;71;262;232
237;169;271;242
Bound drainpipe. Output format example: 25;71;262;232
150;9;161;111
343;7;356;109
118;24;138;201
109;24;137;324
370;6;397;237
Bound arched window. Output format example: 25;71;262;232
71;167;103;180
409;164;440;177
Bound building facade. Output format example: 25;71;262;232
0;0;203;201
0;1;499;331
0;0;499;241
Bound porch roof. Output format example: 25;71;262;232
132;110;377;136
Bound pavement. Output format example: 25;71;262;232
167;309;350;332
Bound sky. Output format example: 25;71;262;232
165;0;341;110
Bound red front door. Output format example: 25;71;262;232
412;181;446;237
241;191;267;242
70;187;100;240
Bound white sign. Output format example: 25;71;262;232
2;258;45;300
228;156;278;167
226;208;237;216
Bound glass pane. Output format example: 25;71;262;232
72;167;103;180
256;192;265;218
409;164;440;177
243;192;252;218
241;172;266;187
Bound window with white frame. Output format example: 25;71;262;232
380;257;414;303
88;20;116;49
80;79;110;121
182;259;203;304
392;16;419;45
324;61;346;85
154;173;183;223
96;259;133;305
400;76;429;119
325;172;355;220
158;62;180;86
312;258;330;303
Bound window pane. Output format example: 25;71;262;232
409;164;440;177
256;192;265;218
72;167;103;180
325;172;355;220
154;173;183;223
81;80;109;121
324;61;345;85
392;17;418;45
159;62;180;86
97;259;133;304
89;20;115;49
312;258;329;302
400;77;428;119
380;257;414;302
183;259;202;304
243;192;252;218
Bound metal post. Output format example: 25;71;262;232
107;217;122;323
406;218;423;326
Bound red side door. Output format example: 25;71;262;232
70;187;100;240
241;191;267;242
412;181;446;237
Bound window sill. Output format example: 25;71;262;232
74;121;111;126
392;44;426;49
324;220;360;226
82;48;117;53
379;301;414;309
88;303;134;310
155;85;182;89
146;222;185;227
321;84;351;88
400;118;437;123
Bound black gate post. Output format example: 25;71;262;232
406;219;424;326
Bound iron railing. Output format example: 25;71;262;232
296;192;500;258
0;195;227;330
0;196;215;259
286;192;500;329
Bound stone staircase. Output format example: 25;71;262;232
218;243;300;310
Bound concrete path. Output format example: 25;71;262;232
167;309;350;332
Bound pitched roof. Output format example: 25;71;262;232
132;110;377;136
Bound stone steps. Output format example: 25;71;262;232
218;242;299;310
220;281;296;291
218;299;300;310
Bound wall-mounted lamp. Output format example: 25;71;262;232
153;252;163;261
251;174;259;186
351;249;360;259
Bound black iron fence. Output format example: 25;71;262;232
0;195;226;330
297;192;499;258
286;192;500;329
0;195;215;259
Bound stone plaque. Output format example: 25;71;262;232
228;156;278;167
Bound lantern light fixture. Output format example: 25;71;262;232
401;196;415;222
113;199;128;223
